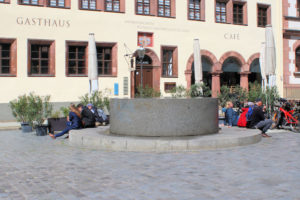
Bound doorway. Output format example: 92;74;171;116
134;55;153;94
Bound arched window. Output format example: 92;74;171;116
191;56;212;88
249;58;262;84
220;57;241;87
296;47;300;71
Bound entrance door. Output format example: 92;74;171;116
135;66;153;93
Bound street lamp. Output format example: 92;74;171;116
137;46;145;95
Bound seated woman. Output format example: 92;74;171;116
224;101;239;127
49;104;82;139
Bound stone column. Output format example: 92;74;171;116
240;71;251;90
211;72;221;98
185;69;192;90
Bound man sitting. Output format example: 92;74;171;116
248;98;273;137
77;103;95;128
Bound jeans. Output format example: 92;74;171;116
55;126;72;138
256;119;273;133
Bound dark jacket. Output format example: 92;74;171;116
81;107;95;128
68;112;82;129
248;105;265;128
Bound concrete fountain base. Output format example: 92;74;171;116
69;126;262;152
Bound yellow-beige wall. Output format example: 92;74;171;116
0;0;283;103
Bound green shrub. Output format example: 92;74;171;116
9;94;31;123
170;85;188;98
60;106;70;118
50;110;61;118
189;83;211;98
79;91;110;110
218;85;247;107
135;85;161;98
248;81;263;102
27;93;53;126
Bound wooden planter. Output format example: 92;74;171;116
48;117;67;133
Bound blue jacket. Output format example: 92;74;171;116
224;108;239;126
68;112;82;129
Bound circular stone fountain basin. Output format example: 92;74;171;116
109;98;219;137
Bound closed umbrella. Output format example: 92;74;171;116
88;33;98;94
193;39;202;84
259;42;267;90
265;25;276;87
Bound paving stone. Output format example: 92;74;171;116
0;130;300;199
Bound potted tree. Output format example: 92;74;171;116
47;107;68;133
9;94;33;133
27;93;53;136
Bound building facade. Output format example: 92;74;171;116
283;0;300;99
0;0;282;120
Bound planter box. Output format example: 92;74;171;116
21;122;32;133
35;125;48;136
48;117;67;133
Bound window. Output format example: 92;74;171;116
216;1;226;23
161;46;178;77
97;46;112;75
233;3;243;24
30;45;50;75
136;0;150;15
296;47;300;71
258;5;268;27
20;0;39;5
81;0;96;10
0;43;10;74
49;0;65;7
189;0;201;20
67;45;86;75
158;0;171;17
0;0;10;3
164;82;176;93
105;0;120;12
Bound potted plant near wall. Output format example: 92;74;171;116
47;107;68;133
27;93;53;136
9;94;33;133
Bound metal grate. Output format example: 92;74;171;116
123;77;128;96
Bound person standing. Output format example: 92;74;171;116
248;99;273;137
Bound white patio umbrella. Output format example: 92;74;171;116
265;25;276;87
259;42;267;90
193;39;203;84
88;33;98;94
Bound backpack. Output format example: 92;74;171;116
246;106;254;121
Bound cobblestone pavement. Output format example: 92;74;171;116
0;130;300;200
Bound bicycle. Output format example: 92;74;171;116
272;98;300;133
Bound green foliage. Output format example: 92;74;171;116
60;106;70;118
248;81;264;102
218;85;247;107
51;110;61;118
79;91;110;110
264;86;280;114
170;85;189;98
170;84;212;98
9;94;30;123
27;93;53;126
189;83;211;98
135;85;161;98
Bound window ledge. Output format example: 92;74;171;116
232;23;248;26
0;74;16;77
188;19;205;22
136;13;156;16
28;74;55;77
79;8;102;11
47;6;71;9
157;16;176;19
67;74;88;77
18;3;43;7
284;16;300;21
104;10;125;14
98;75;117;77
0;2;10;4
215;21;231;24
162;76;178;78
